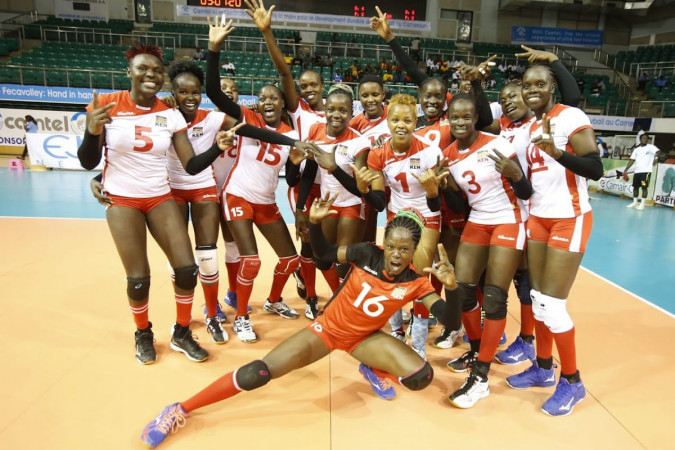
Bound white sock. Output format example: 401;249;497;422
632;198;638;204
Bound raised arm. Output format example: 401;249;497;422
205;15;242;120
78;90;113;170
515;45;581;107
309;192;349;264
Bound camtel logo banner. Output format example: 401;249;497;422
0;108;87;150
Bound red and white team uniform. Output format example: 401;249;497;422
490;102;503;120
368;136;444;230
498;115;536;179
447;132;527;249
526;104;594;252
167;109;226;203
349;106;390;148
414;112;452;150
87;91;187;205
307;242;436;353
223;108;298;223
308;124;370;219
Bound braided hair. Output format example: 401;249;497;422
168;60;204;86
385;208;424;248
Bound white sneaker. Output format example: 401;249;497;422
412;346;427;361
233;315;258;343
626;202;636;208
432;325;464;349
401;309;411;323
636;202;645;210
264;298;299;319
448;372;490;408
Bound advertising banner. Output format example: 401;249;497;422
654;164;675;207
55;0;109;22
511;26;602;49
25;133;104;170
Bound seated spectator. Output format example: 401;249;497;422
411;38;421;60
516;63;525;74
192;47;204;61
485;75;497;90
332;69;343;82
380;57;390;72
292;55;302;66
221;58;236;75
323;54;334;68
590;84;601;97
638;72;650;91
498;60;508;74
593;78;606;94
654;75;669;92
343;71;353;83
312;53;322;66
364;63;373;74
382;70;394;83
577;77;586;94
393;70;404;83
440;60;450;75
284;53;293;65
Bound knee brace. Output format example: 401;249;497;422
224;240;240;263
482;285;508;320
238;255;261;281
531;289;545;321
313;257;333;272
235;360;271;391
127;277;150;301
336;263;350;280
513;270;532;305
195;245;218;276
274;255;300;276
174;264;199;290
400;362;434;391
534;291;574;333
458;282;479;312
300;242;313;258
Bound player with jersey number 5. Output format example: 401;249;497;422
77;43;245;365
140;198;459;448
505;63;602;416
623;133;660;210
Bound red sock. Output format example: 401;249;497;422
430;274;443;295
300;256;316;297
225;261;240;295
175;293;193;327
130;301;149;330
462;305;482;341
200;272;219;318
412;301;430;318
181;371;242;413
236;277;254;317
478;318;506;363
321;266;340;293
268;256;297;302
553;328;577;375
520;304;535;336
476;285;484;307
534;319;554;359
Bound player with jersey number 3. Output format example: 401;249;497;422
140;195;459;448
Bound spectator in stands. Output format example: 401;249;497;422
343;71;353;83
192;47;204;61
498;60;508;75
393;69;404;83
292;55;302;66
284;53;293;65
440;60;450;76
312;53;322;66
507;61;517;77
597;137;609;158
654;75;669;92
638;72;650;91
485;75;497;90
593;78;606;94
363;62;373;75
323;54;334;68
221;58;236;75
411;38;421;60
332;69;343;82
382;69;393;83
20;115;38;160
577;77;585;95
590;83;601;97
426;56;435;74
516;62;525;75
380;57;389;72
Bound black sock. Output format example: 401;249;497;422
562;370;581;384
473;360;490;379
520;334;534;344
537;356;553;370
469;339;481;354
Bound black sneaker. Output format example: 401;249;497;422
206;316;228;344
447;351;478;373
305;296;319;320
134;323;157;365
293;267;307;299
170;324;209;362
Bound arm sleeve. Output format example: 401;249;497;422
472;79;494;130
309;221;339;263
550;60;581;107
296;160;318;210
331;166;363;198
556;151;603;181
388;38;428;86
285;160;302;187
426;194;442;212
93;172;103;182
185;142;222;175
440;185;465;214
509;176;533;200
206;50;242;120
237;123;296;146
77;130;103;170
363;189;386;212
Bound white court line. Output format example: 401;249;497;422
0;216;105;221
581;266;675;320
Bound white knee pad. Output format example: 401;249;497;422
196;247;219;276
166;260;175;279
531;289;544;321
537;292;574;333
224;241;240;263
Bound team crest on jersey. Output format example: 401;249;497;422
409;157;421;170
440;118;450;126
335;144;349;156
391;286;407;300
155;116;167;127
192;127;204;138
477;149;491;164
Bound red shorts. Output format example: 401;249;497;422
460;221;526;250
223;193;281;225
526;212;593;253
287;183;321;214
387;210;441;232
441;207;467;229
306;319;365;354
332;203;365;220
171;186;219;204
106;192;173;214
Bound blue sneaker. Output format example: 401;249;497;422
542;378;586;416
140;403;188;448
495;336;535;365
359;364;396;400
203;301;227;323
462;331;507;345
506;361;556;390
223;290;251;313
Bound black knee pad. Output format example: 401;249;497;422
127;277;150;301
174;264;199;290
400;362;434;391
313;257;332;271
458;282;478;312
336;262;350;279
483;285;508;320
513;270;532;305
300;242;313;258
235;360;271;391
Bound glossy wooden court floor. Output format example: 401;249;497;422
1;216;673;450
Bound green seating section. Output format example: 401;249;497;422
473;42;522;57
24;17;133;40
615;44;674;71
0;37;20;56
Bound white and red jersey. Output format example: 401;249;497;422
224;108;298;204
368;136;443;218
527;103;594;218
490;101;503;120
87;90;187;198
498;115;536;177
447;132;527;225
349;106;391;149
288;97;326;140
167;109;226;190
308;124;369;208
414;112;453;150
